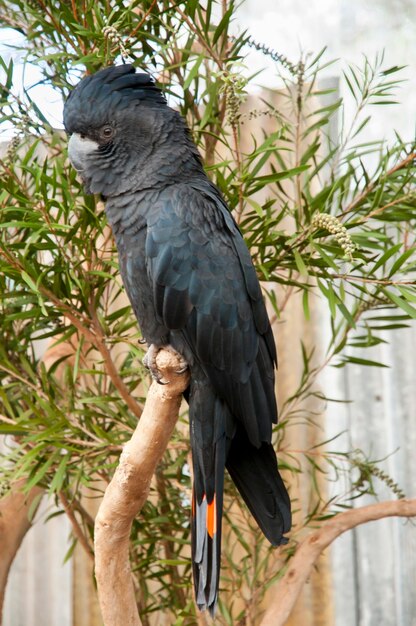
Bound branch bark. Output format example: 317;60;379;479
259;498;416;626
94;349;190;626
0;480;43;623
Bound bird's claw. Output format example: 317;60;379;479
142;344;188;384
142;344;169;384
169;347;189;375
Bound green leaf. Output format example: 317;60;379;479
311;243;339;271
293;250;308;276
20;271;39;293
307;46;328;69
302;289;310;321
371;243;402;273
383;289;416;319
49;454;69;493
389;248;415;277
337;356;389;368
317;279;336;318
26;451;60;490
382;65;406;76
212;4;234;44
249;165;310;193
182;54;204;91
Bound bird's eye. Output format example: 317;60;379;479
101;125;114;139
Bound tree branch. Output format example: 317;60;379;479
92;323;144;420
94;349;190;626
259;498;416;626
0;480;43;623
59;491;94;561
340;151;416;217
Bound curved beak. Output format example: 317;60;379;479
68;133;99;173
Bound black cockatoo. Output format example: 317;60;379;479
63;64;291;614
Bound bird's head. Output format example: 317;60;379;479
63;64;199;196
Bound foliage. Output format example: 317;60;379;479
0;1;415;623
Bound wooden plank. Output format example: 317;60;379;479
328;324;416;626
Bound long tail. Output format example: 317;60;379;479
189;385;291;614
226;426;291;545
189;380;231;615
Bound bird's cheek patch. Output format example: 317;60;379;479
68;133;99;172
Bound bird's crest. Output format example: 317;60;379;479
64;64;166;133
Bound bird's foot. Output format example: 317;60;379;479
142;344;188;385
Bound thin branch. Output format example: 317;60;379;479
71;497;96;530
32;0;81;55
90;308;144;420
340;151;416;217
259;498;416;626
294;61;305;223
128;0;158;41
59;491;94;560
364;190;416;221
0;365;47;398
173;5;224;70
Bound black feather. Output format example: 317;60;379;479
190;381;227;615
226;427;291;543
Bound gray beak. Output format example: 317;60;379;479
68;133;99;172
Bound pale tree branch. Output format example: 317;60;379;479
94;349;190;626
259;498;416;626
0;480;43;623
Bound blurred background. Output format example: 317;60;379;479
1;1;415;625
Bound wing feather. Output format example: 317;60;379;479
145;183;277;447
